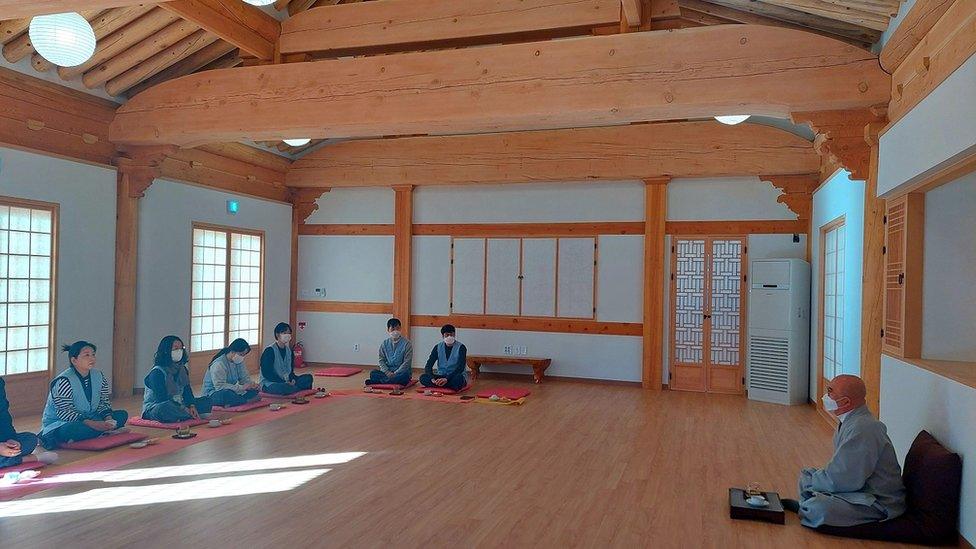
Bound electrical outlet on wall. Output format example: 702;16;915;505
354;343;360;352
519;346;528;356
503;345;513;355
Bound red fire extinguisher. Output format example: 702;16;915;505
293;341;306;369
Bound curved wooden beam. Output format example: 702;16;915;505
287;121;821;187
110;25;889;147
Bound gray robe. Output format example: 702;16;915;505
798;405;907;528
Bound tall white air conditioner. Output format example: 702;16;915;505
747;258;810;405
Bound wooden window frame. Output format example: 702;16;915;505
448;235;598;321
188;222;265;379
816;215;845;419
882;193;924;358
0;196;59;381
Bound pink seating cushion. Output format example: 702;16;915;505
415;384;472;395
365;379;417;390
0;461;46;475
259;389;317;399
475;388;531;400
314;367;363;377
60;431;148;451
129;418;208;430
212;399;267;412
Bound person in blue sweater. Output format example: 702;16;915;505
1;377;57;468
259;323;313;395
39;341;129;449
366;318;413;386
420;324;468;391
142;335;212;422
201;338;260;407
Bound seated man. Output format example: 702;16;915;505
782;374;906;528
366;318;413;386
420;324;467;391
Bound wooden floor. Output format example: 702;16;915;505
3;373;925;548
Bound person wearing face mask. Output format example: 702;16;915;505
420;324;468;391
1;376;58;468
781;374;906;528
38;341;128;449
366;318;413;387
142;335;213;422
201;338;261;407
259;322;314;395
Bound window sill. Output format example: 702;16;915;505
885;354;976;390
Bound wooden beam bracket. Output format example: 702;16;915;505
791;107;888;181
762;174;819;221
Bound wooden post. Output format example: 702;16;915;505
288;188;330;332
860;123;886;415
643;178;669;389
393;185;413;337
112;149;169;398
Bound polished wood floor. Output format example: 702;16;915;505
4;373;924;548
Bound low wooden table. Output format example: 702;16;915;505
728;488;786;524
467;356;552;384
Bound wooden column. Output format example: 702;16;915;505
643;178;669;389
860;123;886;415
288;188;330;331
112;149;169;398
393;185;414;337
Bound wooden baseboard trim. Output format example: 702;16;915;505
298;301;395;314
411;314;642;336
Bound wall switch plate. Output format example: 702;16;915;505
354;343;360;352
503;345;513;355
519;346;528;356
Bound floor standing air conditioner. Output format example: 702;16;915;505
747;258;810;405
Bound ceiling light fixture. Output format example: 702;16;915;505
283;138;311;147
242;0;277;5
29;12;96;67
714;115;751;125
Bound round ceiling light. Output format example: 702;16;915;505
714;115;751;125
29;13;96;67
242;0;277;5
283;138;312;147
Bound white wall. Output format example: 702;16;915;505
297;236;393;302
0;148;117;383
808;170;865;400
135;178;292;386
881;355;976;542
922;173;976;361
306;187;393;224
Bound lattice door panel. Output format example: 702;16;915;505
670;238;707;392
707;238;746;394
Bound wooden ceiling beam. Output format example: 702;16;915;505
83;18;199;89
279;0;621;57
110;25;889;147
757;0;893;31
621;0;643;26
702;0;880;43
286;121;821;187
125;39;236;98
0;0;151;19
160;0;280;61
105;29;220;96
879;0;954;73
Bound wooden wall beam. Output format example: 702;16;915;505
393;186;413;336
860;123;886;415
411;315;642;336
665;219;807;235
110;25;889;147
415;222;646;237
621;0;643;26
280;0;621;56
161;0;280;61
879;0;954;73
643;179;668;389
299;224;395;236
288;121;821;188
298;301;394;314
0;0;148;19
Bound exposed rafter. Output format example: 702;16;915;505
160;0;280;61
0;0;149;19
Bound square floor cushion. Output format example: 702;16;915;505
259;389;318;400
129;418;209;430
415;384;472;395
476;387;531;400
314;367;363;377
365;379;417;391
212;399;267;412
59;431;148;451
815;430;963;545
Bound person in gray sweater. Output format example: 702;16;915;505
366;318;413;386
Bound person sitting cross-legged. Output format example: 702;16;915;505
419;324;467;391
781;374;906;528
366;317;413;387
142;335;213;423
202;338;261;407
259;322;313;395
1;377;57;468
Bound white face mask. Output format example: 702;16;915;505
822;393;839;412
279;333;292;344
231;354;245;364
171;349;184;363
390;330;401;340
444;336;456;345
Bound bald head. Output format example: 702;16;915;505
826;374;866;415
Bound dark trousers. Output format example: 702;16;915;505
262;374;313;395
142;398;213;423
420;372;466;391
45;410;129;448
0;432;38;468
366;370;411;386
210;389;260;407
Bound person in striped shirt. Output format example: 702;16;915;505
39;341;129;449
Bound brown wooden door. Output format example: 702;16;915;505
669;236;746;394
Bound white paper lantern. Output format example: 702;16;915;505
283;138;311;147
29;13;96;68
243;0;277;5
714;115;751;125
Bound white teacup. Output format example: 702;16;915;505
269;403;282;411
208;419;221;428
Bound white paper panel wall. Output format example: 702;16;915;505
451;238;485;314
557;237;595;318
521;238;556;317
486;238;520;315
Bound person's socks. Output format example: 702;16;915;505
35;451;59;464
781;498;800;513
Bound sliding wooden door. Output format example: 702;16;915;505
670;236;747;394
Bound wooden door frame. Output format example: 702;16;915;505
816;215;845;423
705;236;748;395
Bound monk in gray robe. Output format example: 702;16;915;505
782;375;907;528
